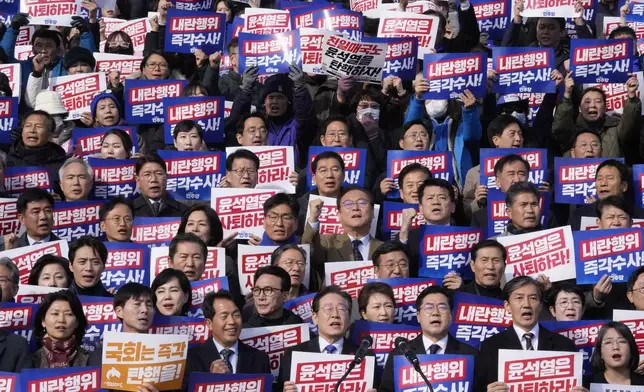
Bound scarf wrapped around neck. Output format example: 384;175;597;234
42;335;77;368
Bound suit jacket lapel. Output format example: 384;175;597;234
506;326;526;350
445;335;459;354
335;235;354;261
309;338;321;353
410;334;426;355
236;341;250;373
17;233;29;248
367;238;381;259
203;339;221;367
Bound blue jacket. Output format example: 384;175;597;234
404;95;482;187
0;27;96;88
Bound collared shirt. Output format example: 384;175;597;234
346;233;370;261
319;336;344;354
212;339;240;373
28;234;51;245
513;324;540;350
422;334;449;355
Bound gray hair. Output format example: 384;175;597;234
0;257;19;285
58;157;93;181
271;243;307;265
502;275;542;302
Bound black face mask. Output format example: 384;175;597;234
109;47;133;56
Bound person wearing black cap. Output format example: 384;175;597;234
0;73;12;97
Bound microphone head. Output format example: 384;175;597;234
362;335;374;347
394;336;409;348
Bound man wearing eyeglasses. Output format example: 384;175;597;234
243;266;304;328
256;193;299;246
221;149;260;189
379;286;477;392
132;154;188;218
372;241;410;279
99;197;134;243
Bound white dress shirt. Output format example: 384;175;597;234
28;234;50;245
346;233;370;261
319;336;344;354
422;334;449;355
513;324;540;350
213;339;240;373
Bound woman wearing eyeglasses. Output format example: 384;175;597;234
547;283;584;321
585;322;644;387
151;269;191;316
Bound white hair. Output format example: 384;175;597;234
59;157;93;181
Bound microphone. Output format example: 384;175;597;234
352;335;373;365
394;336;419;367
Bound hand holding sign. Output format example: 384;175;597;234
552;69;564;87
136;383;160;392
487;381;509;392
627;74;640;97
308;198;324;224
210;52;222;69
399;208;416;242
283;381;298;392
380;178;395;196
513;0;523;22
574;0;584;25
475;185;487;205
592;274;612;303
11;13;30;30
241;66;259;92
622;0;630;21
414;78;429;99
459;89;476;108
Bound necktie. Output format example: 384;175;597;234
151;202;160;216
523;333;534;351
33;241;42;245
429;344;441;354
220;349;234;373
352;240;364;261
324;344;337;354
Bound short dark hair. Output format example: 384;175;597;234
627;266;644;293
114;282;153;312
415;285;452;311
372;241;408;267
17;188;55;215
312;285;352;314
263;193;299;217
182;81;210;97
225;149;260;171
400;120;429;142
169;233;207;262
32;29;62;47
596;195;634;220
349;89;383;114
337;185;374;209
34;291;87;346
418;177;455;203
271;243;307;266
358;282;396;314
494;154;530;178
177;205;224;246
101;129;133;158
505;181;539;207
487;114;523;146
311;151;345;173
172;120;203;140
28;255;72;287
398;163;431;190
596;159;628;185
68;236;108;266
581;86;607;105
254;265;291;292
99;196;133;221
547;282;585;308
470;239;507;264
610;25;638;40
236;113;266;135
202;290;238;320
22;110;56;137
322;115;351;136
135;154;167;176
151;268;192;315
591;322;640;372
140;50;170;72
571;129;601;150
503;275;542;302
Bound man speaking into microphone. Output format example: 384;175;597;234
379;286;478;392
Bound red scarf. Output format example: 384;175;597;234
42;336;77;368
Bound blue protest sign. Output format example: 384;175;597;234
165;9;225;54
565;0;597;39
479;148;548;191
364;36;418;81
21;367;105;392
306;146;366;192
382;202;425;241
350;320;421;373
0;0;19;15
238;30;301;75
634;164;644;208
541;319;608;375
72;127;138;156
188;373;272;392
449;291;510;348
554;157;623;205
171;0;215;11
486;190;549;238
570;38;633;83
284;292;318;334
163;96;225;144
312;8;363;41
4;166;53;197
158;150;226;201
102;242;151;291
125;79;187;124
188;277;230;318
150;314;209;346
226;16;244;44
131;217;181;247
0;372;18;392
88;158;139;200
627;1;644;22
0;303;37;351
472;0;511;41
369;278;436;325
574;228;644;284
492;47;556;94
79;296;122;352
422;53;487;99
52;201;103;242
394;354;474;392
418;226;482;278
386;150;454;199
0;97;18;144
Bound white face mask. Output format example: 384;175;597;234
511;111;527;125
357;108;380;122
425;100;448;119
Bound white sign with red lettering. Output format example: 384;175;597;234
614;310;644;355
149;246;226;282
237;244;311;295
306;195;380;238
0;198;20;238
224;101;256;118
498;349;583;391
226;146;296;194
604;17;644;39
117;18;151;56
301;28;342;75
0;240;69;285
20;0;82;26
0;64;21;99
591;384;644;392
377;11;439;58
325;260;375;299
516;0;580;18
584;72;644;115
50;72;107;120
290;352;375;391
364;1;436;18
211;188;281;239
16;284;66;305
243;8;291;35
94;53;144;83
496;226;576;282
321;33;387;83
240;323;310;380
16;26;34;46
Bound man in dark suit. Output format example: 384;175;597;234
132;154;188;218
184;291;270;392
474;276;578;392
457;239;506;300
379;286;477;392
0;188;61;251
0;283;32;371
